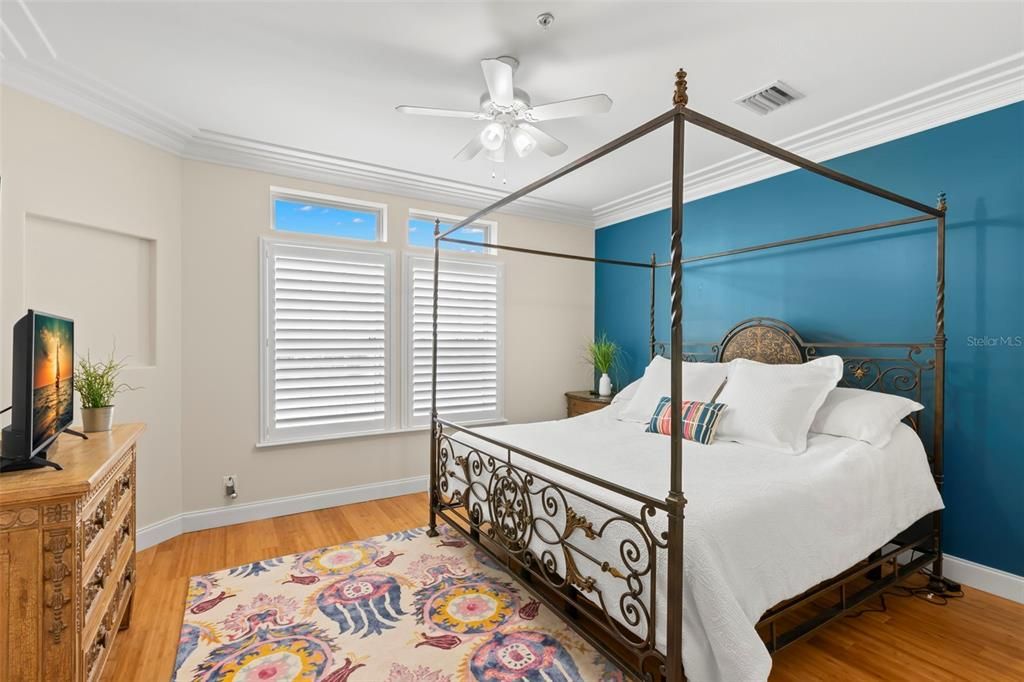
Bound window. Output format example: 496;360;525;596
406;255;503;427
272;188;385;241
408;212;495;254
260;238;390;445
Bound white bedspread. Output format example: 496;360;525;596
443;401;943;682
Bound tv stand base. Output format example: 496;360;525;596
0;455;63;473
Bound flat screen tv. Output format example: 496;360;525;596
1;310;77;472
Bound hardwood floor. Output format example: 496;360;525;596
104;492;1024;681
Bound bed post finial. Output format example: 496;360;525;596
434;217;441;237
673;69;688;106
937;192;947;212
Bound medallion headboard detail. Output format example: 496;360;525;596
654;317;935;442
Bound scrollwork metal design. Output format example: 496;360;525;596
431;422;666;659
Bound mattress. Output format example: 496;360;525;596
440;399;943;682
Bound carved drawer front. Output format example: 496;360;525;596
83;546;113;624
84;618;110;682
81;497;109;559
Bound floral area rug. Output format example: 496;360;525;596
172;524;626;681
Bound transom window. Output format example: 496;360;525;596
272;188;385;242
408;211;495;254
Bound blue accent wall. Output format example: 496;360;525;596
595;102;1024;576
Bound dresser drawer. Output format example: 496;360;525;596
82;526;134;682
80;451;134;569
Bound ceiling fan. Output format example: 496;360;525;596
396;57;612;163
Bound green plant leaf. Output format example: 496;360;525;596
72;346;141;409
584;333;619;375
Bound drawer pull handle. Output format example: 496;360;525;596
84;506;107;548
117;520;132;550
87;625;108;675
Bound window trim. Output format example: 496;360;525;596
407;209;497;255
402;252;505;429
258;235;394;447
270;186;389;243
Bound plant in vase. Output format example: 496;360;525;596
72;350;138;432
585;334;619;397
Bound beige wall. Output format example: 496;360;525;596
1;86;595;533
0;87;183;529
181;160;595;513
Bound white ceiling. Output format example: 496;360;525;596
2;1;1022;217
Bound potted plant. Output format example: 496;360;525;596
585;333;619;397
72;350;138;432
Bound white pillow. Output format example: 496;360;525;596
618;356;730;423
715;355;844;453
810;387;924;448
611;378;642;405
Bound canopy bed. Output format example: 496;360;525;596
425;69;953;681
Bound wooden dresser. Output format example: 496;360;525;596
565;390;613;418
0;423;142;682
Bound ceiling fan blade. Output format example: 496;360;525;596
396;105;482;119
454;133;485;161
526;94;613;121
518;123;567;157
481;58;515;107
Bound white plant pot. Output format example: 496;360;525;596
598;373;613;397
82;406;114;433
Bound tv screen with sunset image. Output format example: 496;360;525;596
32;313;74;450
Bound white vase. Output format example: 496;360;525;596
598;373;612;397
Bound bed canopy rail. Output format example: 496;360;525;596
427;68;950;682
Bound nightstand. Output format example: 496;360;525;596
565;390;613;418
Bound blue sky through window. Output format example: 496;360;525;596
274;198;379;240
408;217;488;253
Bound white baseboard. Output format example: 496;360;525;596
136;475;428;551
944;554;1024;604
136;514;184;551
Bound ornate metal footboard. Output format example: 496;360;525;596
429;418;674;681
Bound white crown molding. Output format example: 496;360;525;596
3;52;1021;230
0;59;193;155
594;52;1024;228
183;130;592;227
0;59;593;227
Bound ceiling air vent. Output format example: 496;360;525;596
735;81;802;115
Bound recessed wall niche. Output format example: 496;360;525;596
25;214;156;366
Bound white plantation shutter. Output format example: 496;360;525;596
408;255;503;426
260;240;390;444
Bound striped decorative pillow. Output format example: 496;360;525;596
645;397;727;444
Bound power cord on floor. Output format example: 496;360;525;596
847;551;964;617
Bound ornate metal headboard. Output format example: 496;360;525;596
654;317;936;443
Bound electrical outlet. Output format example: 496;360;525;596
223;474;238;499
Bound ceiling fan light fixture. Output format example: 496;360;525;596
480;122;506;151
485;143;506;163
510;126;537;158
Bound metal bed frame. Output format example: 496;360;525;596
425;69;953;681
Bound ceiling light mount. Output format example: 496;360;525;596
536;12;555;30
